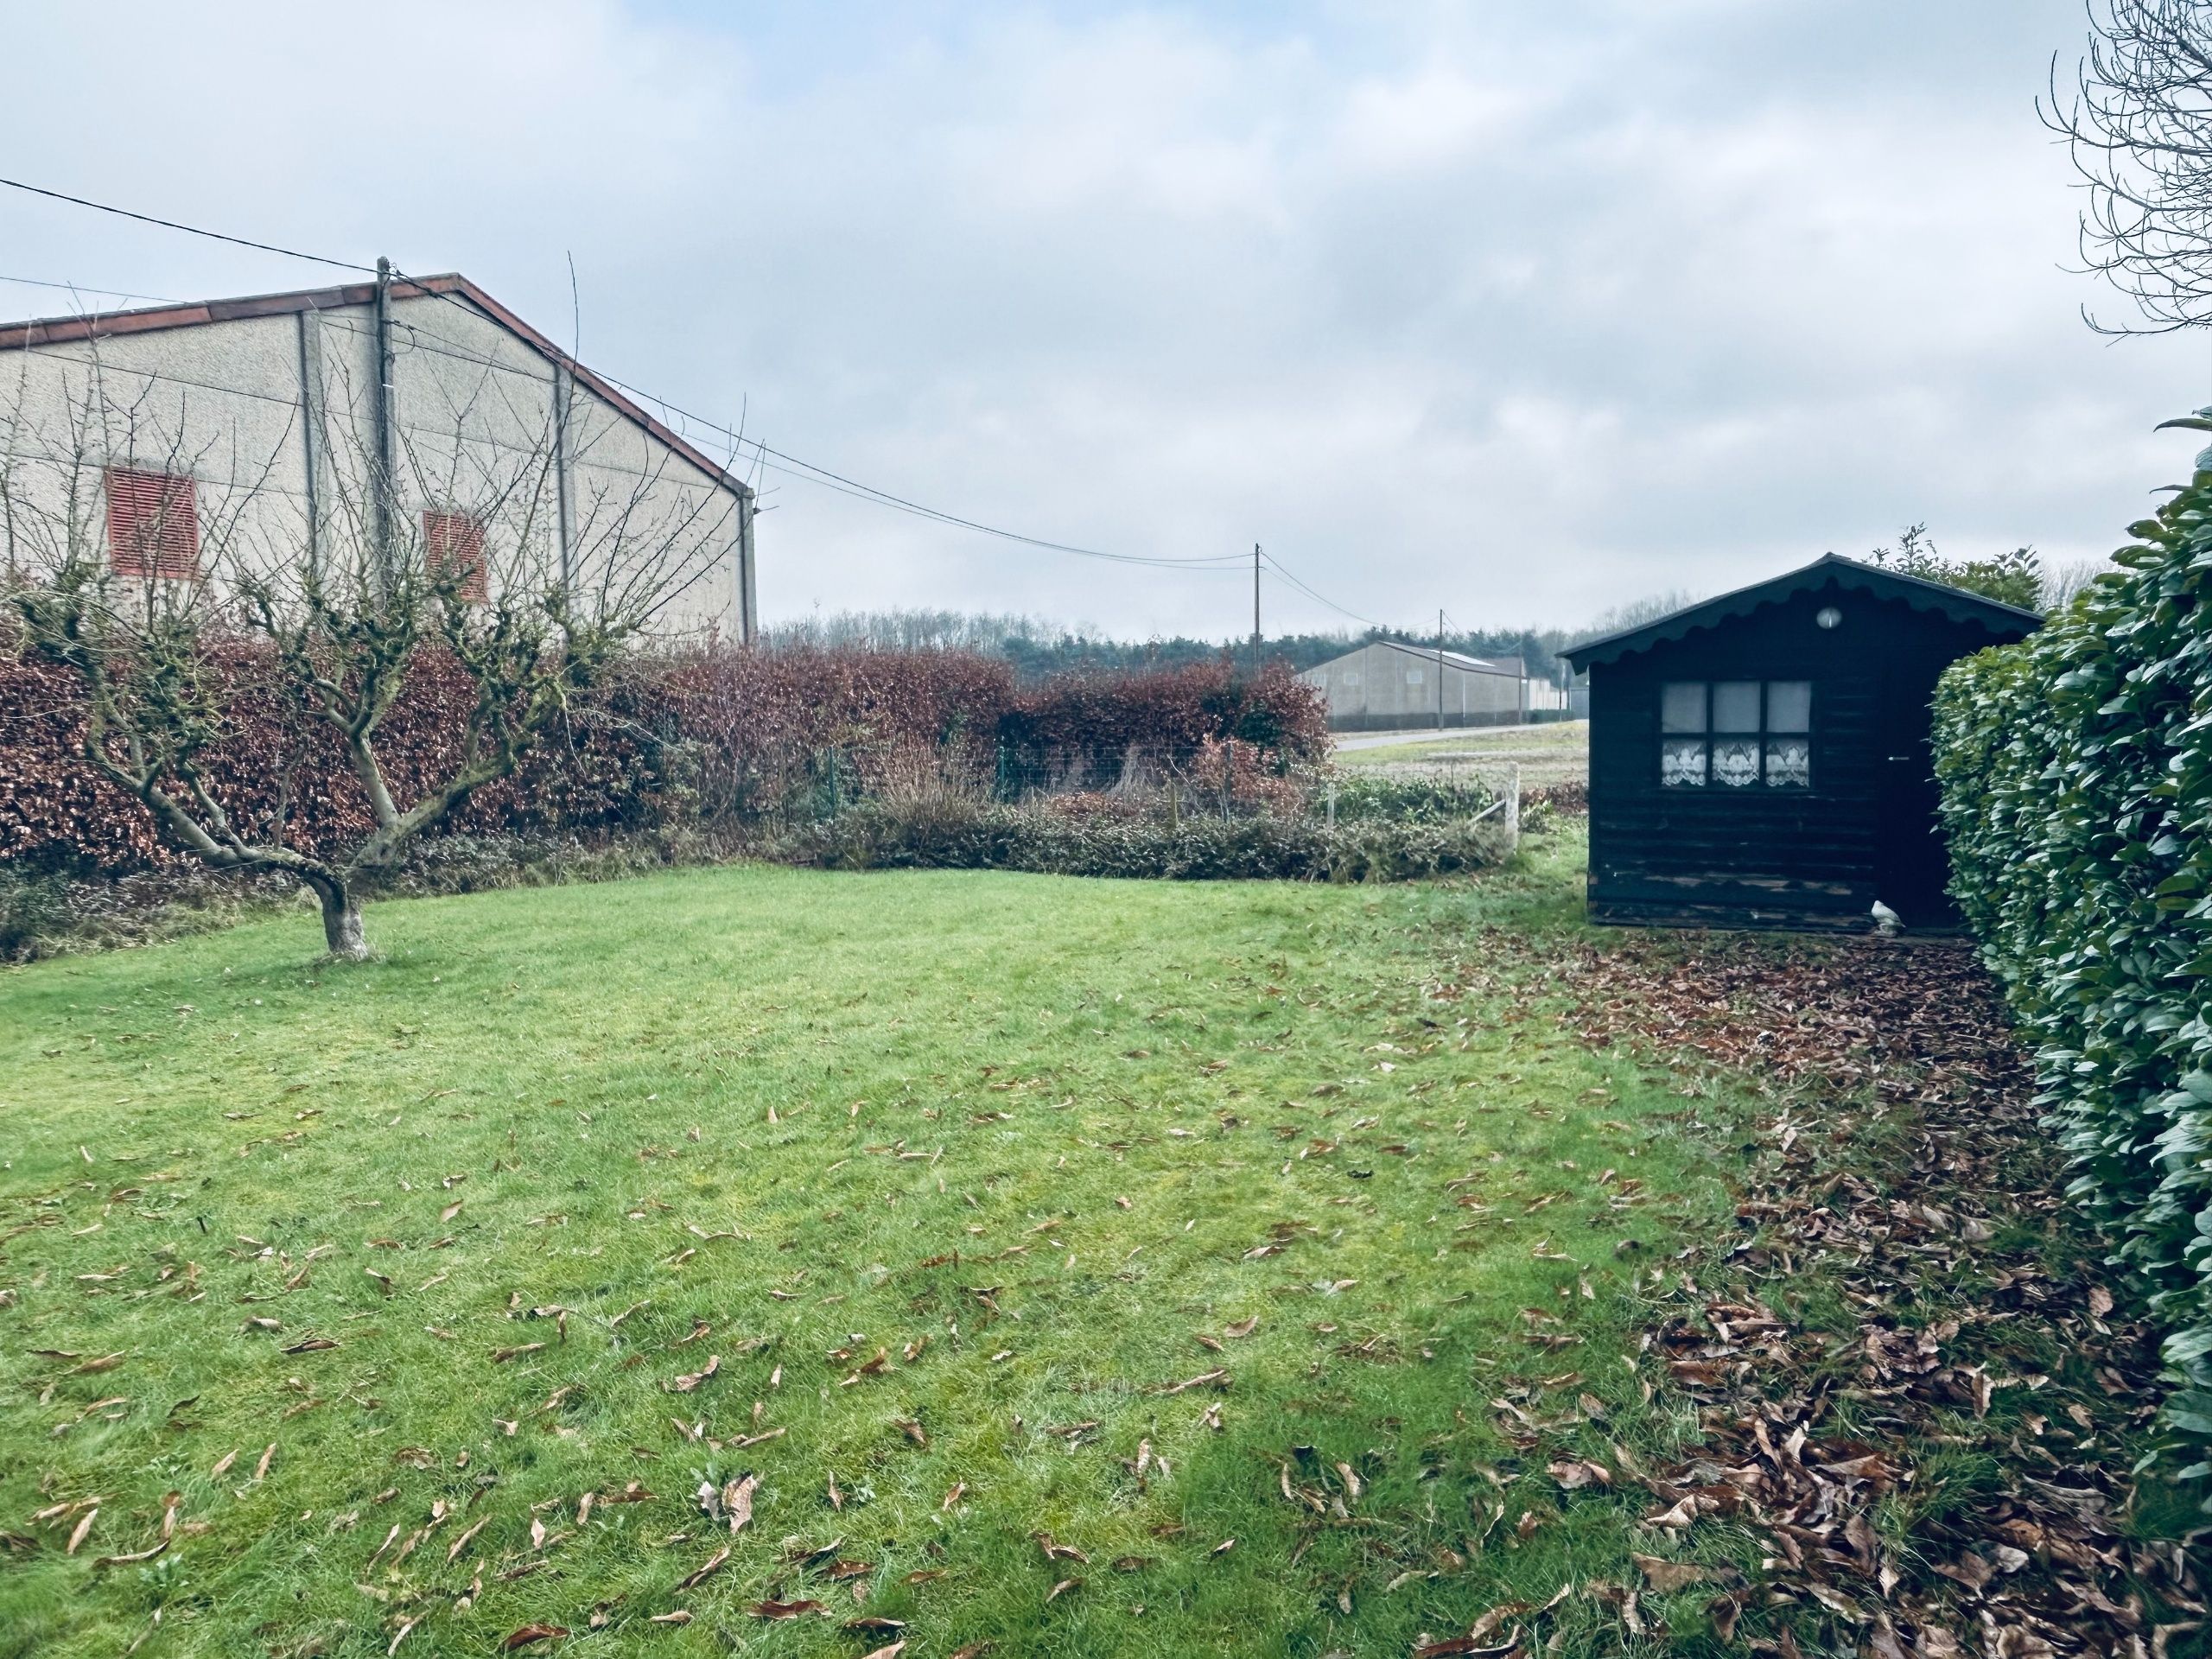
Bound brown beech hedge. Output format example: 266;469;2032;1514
0;638;1327;874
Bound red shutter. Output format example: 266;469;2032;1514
423;511;487;602
104;468;200;580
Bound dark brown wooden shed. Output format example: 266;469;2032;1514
1560;555;2039;931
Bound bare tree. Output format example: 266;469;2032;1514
3;343;736;958
763;605;1071;652
1571;589;1703;645
2041;555;2114;611
2043;1;2212;333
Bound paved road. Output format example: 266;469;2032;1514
1331;728;1464;751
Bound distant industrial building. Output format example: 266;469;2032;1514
1298;639;1565;732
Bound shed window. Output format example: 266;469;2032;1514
104;467;200;580
1405;667;1423;684
423;510;487;602
1659;681;1810;789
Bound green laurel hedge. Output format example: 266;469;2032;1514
1932;419;2212;1498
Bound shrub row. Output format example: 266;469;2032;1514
0;634;1326;875
3;791;1522;960
781;797;1510;883
1931;443;2212;1494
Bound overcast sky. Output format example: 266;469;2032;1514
3;0;2202;639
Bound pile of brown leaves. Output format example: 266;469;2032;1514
1554;932;2204;1658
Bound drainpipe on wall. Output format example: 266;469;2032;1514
296;309;327;580
553;363;575;587
371;257;399;604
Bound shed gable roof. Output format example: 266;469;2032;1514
0;274;752;502
1560;554;2040;669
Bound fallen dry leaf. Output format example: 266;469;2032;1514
93;1536;169;1567
668;1355;720;1392
1154;1367;1230;1396
723;1472;758;1534
1630;1554;1713;1593
675;1546;730;1591
1540;930;2195;1659
445;1516;488;1564
1548;1458;1611;1492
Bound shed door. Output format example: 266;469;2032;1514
1873;645;1958;928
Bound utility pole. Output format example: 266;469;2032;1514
1252;543;1262;671
1437;607;1446;731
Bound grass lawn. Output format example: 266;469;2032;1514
1335;722;1586;786
0;834;1753;1657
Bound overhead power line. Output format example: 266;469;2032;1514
575;377;1248;570
0;175;1389;608
340;309;1247;571
0;175;375;274
1261;553;1389;630
0;270;179;307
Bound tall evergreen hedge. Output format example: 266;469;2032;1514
1931;415;2212;1497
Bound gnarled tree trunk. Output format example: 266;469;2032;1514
305;873;370;960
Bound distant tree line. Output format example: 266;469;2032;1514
764;608;1581;683
764;530;2102;687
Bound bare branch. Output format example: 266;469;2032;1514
2042;2;2212;332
